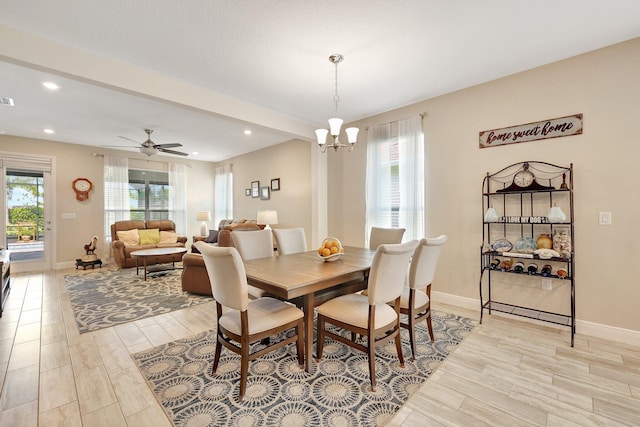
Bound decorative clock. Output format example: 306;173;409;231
496;162;554;192
72;178;93;201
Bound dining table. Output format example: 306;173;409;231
243;246;376;372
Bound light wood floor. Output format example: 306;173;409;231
0;267;638;426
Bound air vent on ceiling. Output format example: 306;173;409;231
1;97;15;106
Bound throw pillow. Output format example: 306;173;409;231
204;229;218;243
159;231;178;244
117;229;139;246
139;228;160;245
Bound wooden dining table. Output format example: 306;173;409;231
243;246;376;372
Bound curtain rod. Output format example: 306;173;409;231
364;112;426;132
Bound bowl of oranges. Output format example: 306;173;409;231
317;237;345;262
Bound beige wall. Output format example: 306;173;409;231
225;139;313;248
0;136;216;264
329;37;640;333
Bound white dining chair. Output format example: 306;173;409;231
231;229;274;299
231;229;274;260
272;227;307;255
369;226;405;250
316;240;419;391
401;235;448;360
194;242;304;402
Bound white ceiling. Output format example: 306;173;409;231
1;0;639;162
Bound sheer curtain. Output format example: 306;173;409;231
103;155;129;259
214;164;233;226
365;115;424;245
168;163;188;235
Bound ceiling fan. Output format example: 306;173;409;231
103;129;188;156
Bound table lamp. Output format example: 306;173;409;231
196;211;211;236
257;210;278;230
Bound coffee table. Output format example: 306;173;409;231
130;247;187;280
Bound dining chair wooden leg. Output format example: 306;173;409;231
239;343;250;402
407;312;418;361
212;338;223;375
426;307;435;342
394;330;405;368
367;329;377;392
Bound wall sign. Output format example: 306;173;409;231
479;114;582;148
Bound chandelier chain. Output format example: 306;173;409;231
334;59;340;117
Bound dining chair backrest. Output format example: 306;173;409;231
273;227;307;255
409;235;448;290
231;229;274;261
369;227;406;250
367;240;419;305
194;242;249;311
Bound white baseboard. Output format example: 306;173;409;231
432;291;640;347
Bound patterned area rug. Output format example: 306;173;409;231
133;311;476;426
64;267;210;333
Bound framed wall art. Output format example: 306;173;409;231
245;188;251;196
260;186;270;200
271;178;280;191
251;181;260;198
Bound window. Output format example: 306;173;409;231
366;116;424;243
128;169;169;221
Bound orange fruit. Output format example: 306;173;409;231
322;248;331;257
330;246;339;254
324;241;332;249
331;241;339;248
318;247;324;255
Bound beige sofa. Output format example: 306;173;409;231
111;220;187;268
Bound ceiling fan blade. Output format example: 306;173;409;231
118;135;142;143
158;148;188;156
155;143;182;149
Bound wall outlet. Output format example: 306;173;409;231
541;279;553;290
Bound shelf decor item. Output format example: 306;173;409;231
553;228;572;258
548;204;567;223
514;236;537;254
490;238;512;252
536;233;553;250
484;207;500;222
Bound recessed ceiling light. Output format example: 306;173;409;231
43;128;55;134
244;130;252;135
42;82;59;90
192;151;199;155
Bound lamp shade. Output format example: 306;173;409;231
196;211;211;222
328;118;343;136
315;128;328;145
257;210;278;230
345;127;359;143
196;211;211;236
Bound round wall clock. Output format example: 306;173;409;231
72;178;93;201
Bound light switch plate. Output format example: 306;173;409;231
599;211;612;225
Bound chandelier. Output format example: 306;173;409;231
315;54;359;152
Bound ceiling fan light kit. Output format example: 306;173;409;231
315;54;359;153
